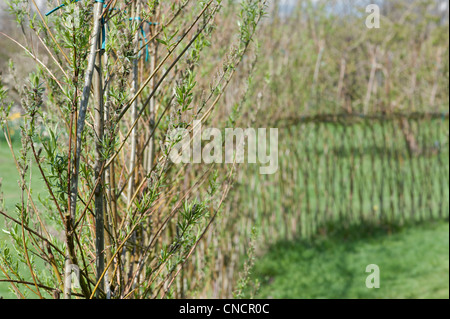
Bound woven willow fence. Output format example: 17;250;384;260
236;113;448;241
189;112;448;298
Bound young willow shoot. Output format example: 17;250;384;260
0;0;268;299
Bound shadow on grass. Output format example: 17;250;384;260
287;218;409;250
250;219;449;299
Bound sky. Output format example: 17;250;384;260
0;0;448;25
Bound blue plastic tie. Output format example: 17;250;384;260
130;18;158;62
96;1;107;50
92;1;107;50
45;0;80;16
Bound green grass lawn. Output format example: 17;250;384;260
0;140;46;298
0;140;19;211
0;140;19;298
0;139;46;211
250;221;449;299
